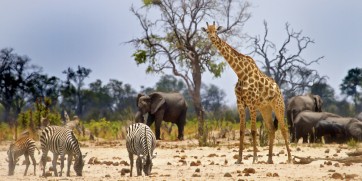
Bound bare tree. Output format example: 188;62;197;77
129;0;251;145
248;21;326;98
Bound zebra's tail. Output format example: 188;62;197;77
145;126;152;159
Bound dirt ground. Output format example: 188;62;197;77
1;136;362;181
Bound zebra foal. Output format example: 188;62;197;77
7;135;39;176
40;126;86;177
126;123;157;177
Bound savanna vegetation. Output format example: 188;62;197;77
1;0;362;145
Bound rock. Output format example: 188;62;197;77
279;150;285;154
324;161;332;165
190;161;201;166
333;154;338;157
45;171;52;177
195;168;200;173
266;172;273;177
192;173;201;177
112;162;119;166
208;153;218;157
244;173;250;176
49;166;54;171
333;163;340;167
224;172;232;177
331;173;343;179
167;162;172;165
273;173;279;177
119;160;129;166
343;162;352;166
242;168;256;174
325;149;330;153
224;159;228;165
320;164;324;168
120;168;130;176
296;147;301;151
88;157;96;164
344;173;358;179
105;174;111;178
209;161;215;165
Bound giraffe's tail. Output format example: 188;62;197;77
273;118;278;130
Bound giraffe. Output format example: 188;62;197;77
202;22;292;164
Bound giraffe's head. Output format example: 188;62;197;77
201;21;223;40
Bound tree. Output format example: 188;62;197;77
129;0;250;145
0;48;41;124
340;67;362;113
82;79;113;121
27;74;61;108
248;21;326;98
201;83;226;115
106;79;137;119
61;65;91;118
155;75;185;92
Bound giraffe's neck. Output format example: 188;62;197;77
210;35;256;80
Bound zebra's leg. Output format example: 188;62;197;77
40;150;49;176
136;156;142;176
66;153;73;177
129;153;134;177
24;153;30;176
30;154;36;176
52;154;59;177
59;154;65;177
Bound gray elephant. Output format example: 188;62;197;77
315;118;349;143
293;111;340;143
356;112;362;121
345;118;362;141
135;92;187;140
286;94;323;141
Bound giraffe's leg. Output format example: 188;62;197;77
235;94;246;164
249;106;259;164
259;106;275;164
273;98;292;163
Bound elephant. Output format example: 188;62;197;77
356;112;362;121
315;119;348;144
135;92;188;140
293;111;340;143
286;94;323;141
345;118;362;141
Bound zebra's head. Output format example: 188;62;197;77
7;143;17;176
74;152;87;176
140;152;157;176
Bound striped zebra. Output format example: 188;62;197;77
126;123;157;177
7;135;39;176
40;126;86;177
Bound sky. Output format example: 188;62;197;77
0;0;361;106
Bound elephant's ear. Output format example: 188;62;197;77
137;93;145;107
149;93;165;114
313;95;323;112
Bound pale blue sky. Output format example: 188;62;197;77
0;0;361;105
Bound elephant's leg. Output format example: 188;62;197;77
176;110;187;140
155;120;162;140
260;106;275;164
146;114;155;127
235;95;246;164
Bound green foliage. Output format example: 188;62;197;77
207;62;226;78
85;118;127;140
132;50;148;65
0;122;12;141
347;138;358;148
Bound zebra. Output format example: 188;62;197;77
40;126;87;177
126;123;157;177
7;135;39;176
